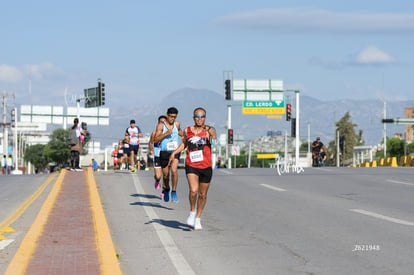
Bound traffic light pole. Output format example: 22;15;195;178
223;71;233;169
227;104;232;169
382;118;414;124
295;90;300;165
285;90;300;165
77;99;82;120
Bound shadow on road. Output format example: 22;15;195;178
129;200;174;210
131;193;160;199
145;219;192;231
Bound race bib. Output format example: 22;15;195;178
124;144;129;148
167;141;178;151
190;150;204;162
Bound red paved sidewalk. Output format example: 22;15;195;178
25;170;100;274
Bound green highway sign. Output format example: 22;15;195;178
84;87;99;108
243;100;284;108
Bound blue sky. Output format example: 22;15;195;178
1;0;414;109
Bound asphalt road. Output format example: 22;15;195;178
0;173;54;274
97;167;414;275
1;167;414;274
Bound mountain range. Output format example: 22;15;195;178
87;88;414;149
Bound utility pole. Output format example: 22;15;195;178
2;92;15;155
336;130;340;167
383;100;387;159
307;122;310;154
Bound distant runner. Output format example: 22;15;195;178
125;119;143;172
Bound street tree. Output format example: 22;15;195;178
24;144;49;172
44;128;71;167
335;112;364;165
387;137;404;162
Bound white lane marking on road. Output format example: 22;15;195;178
218;169;233;175
132;174;195;275
0;239;15;250
315;167;334;172
386;179;414;187
350;209;414;227
260;184;286;192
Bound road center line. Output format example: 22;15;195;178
132;174;195;275
350;209;414;226
386;179;414;187
260;184;286;192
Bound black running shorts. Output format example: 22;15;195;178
160;151;180;168
185;166;213;183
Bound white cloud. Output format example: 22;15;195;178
355;46;395;64
214;8;414;33
0;62;65;84
0;64;23;82
24;62;65;81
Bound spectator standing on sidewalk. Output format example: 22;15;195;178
1;155;6;175
69;118;86;171
91;158;99;171
169;107;217;230
6;154;13;175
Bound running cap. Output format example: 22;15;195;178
130;119;135;124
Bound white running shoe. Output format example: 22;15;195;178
194;218;202;230
187;212;196;227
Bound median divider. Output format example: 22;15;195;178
355;156;412;168
5;168;121;275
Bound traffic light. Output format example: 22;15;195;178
291;118;296;138
227;128;234;144
225;79;231;100
98;80;105;106
11;108;16;127
286;103;291;121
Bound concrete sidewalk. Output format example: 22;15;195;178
5;168;121;275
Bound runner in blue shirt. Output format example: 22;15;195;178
153;107;183;202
